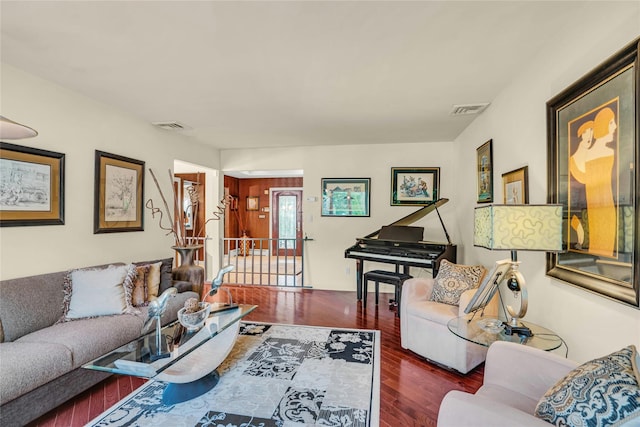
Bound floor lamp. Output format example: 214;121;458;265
474;204;563;336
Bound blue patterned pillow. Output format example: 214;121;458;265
534;345;640;426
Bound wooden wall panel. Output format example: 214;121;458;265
223;177;303;239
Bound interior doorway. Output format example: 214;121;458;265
271;188;302;256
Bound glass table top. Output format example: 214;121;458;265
83;304;257;378
447;314;563;352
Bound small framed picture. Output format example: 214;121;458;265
390;167;440;206
246;196;259;211
0;142;65;226
321;178;370;217
94;150;144;233
502;166;529;204
476;139;493;203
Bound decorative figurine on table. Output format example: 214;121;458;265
143;287;177;360
207;264;236;308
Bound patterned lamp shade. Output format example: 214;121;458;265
474;204;563;252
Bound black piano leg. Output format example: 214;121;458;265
356;260;364;301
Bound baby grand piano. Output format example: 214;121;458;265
345;198;457;300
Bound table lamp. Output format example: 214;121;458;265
474;204;563;336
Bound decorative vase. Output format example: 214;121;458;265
238;231;252;257
172;245;205;298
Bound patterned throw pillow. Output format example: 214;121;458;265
429;259;486;306
130;264;150;307
534;345;640;426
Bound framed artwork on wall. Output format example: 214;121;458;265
390;167;440;206
94;150;144;233
476;139;493;203
502;166;529;204
0;142;65;226
246;196;259;211
321;178;370;217
546;37;639;308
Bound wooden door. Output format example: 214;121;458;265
271;189;302;256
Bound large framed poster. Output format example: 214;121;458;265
546;38;639;308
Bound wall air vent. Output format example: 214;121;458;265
450;103;490;116
152;121;192;131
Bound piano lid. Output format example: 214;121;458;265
364;198;451;244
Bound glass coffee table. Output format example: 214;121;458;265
84;303;256;404
447;314;563;352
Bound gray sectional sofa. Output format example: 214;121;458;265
0;258;199;426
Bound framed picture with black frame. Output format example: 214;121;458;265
0;142;65;226
476;139;493;203
94;150;144;233
321;178;370;217
546;37;639;308
390;167;440;206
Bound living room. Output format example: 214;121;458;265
1;1;639;426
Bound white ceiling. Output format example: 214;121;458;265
0;1;625;150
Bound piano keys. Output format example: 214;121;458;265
345;198;457;300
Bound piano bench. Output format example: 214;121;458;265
363;270;413;316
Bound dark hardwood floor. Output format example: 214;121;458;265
29;286;483;427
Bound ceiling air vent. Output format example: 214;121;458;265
152;121;192;131
450;103;490;116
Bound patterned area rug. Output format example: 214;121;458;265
88;322;380;426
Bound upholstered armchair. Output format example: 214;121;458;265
400;261;498;374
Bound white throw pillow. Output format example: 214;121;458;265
64;264;137;320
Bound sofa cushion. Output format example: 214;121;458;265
131;264;150;306
0;270;67;342
0;341;73;404
430;260;486;306
61;264;139;321
534;345;640;426
135;258;173;298
477;383;540;415
17;314;145;368
406;299;458;325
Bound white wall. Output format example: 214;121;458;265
0;65;221;279
452;11;640;362
222;9;640;362
222;142;455;291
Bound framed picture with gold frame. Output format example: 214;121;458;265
94;150;144;233
502;166;529;204
546;38;639;308
246;196;259;211
0;142;65;227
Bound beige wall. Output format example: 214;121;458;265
0;65;221;279
222;9;640;362
452;13;640;362
1;2;638;363
222;142;456;292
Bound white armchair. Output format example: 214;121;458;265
400;276;498;374
437;341;578;426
